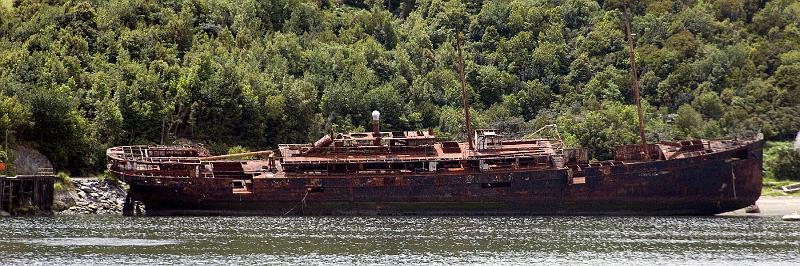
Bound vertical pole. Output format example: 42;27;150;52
624;8;649;160
372;120;381;146
456;32;474;151
33;178;39;211
1;178;4;211
3;129;10;173
160;118;165;145
372;110;381;146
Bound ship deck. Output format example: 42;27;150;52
106;136;761;182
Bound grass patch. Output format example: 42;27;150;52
97;170;120;186
762;177;796;196
54;171;72;191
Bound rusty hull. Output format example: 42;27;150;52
108;138;763;216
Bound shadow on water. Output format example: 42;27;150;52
1;215;798;264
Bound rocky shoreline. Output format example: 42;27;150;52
53;178;128;215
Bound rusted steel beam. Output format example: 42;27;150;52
200;150;273;161
624;7;649;160
456;32;474;151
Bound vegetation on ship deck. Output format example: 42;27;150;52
0;0;798;174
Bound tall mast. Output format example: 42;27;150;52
456;32;474;151
624;8;648;160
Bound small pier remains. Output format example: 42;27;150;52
1;172;55;215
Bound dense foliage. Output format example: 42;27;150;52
0;0;798;173
763;141;800;181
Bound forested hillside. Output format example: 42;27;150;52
0;0;798;174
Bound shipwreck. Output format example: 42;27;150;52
106;18;763;216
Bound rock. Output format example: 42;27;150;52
55;178;128;215
0;210;10;217
10;145;53;175
53;184;78;212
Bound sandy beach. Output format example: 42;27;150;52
721;196;800;217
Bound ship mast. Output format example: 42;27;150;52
456;32;474;151
624;8;649;160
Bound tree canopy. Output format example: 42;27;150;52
0;0;798;173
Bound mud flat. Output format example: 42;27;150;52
721;196;800;217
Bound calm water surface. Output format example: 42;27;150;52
1;215;798;265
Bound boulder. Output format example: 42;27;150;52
11;145;53;175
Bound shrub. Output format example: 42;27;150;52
54;171;72;191
226;145;255;159
227;145;250;155
772;148;800;181
764;141;800;181
97;170;120;186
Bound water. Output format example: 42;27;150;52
1;215;798;265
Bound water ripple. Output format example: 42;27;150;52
20;237;181;247
0;215;798;264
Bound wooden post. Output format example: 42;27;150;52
0;178;5;212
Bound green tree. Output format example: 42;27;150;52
0;95;33;135
20;85;94;173
772;63;800;106
692;91;724;119
771;147;800;181
675;104;703;138
0;0;797;173
562;102;640;160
